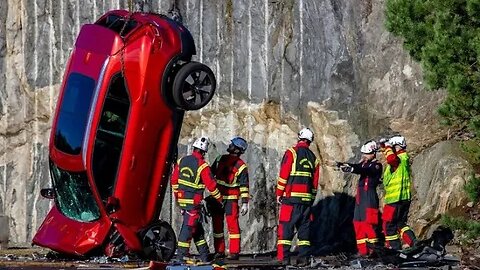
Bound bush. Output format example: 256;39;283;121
464;174;480;202
441;214;480;239
385;0;480;138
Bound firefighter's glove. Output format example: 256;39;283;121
335;161;345;168
240;203;248;216
276;195;282;204
340;165;353;173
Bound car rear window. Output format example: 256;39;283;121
54;73;95;155
96;14;138;37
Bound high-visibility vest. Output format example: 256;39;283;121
283;147;318;204
176;155;209;209
383;152;411;204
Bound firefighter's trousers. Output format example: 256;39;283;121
277;203;311;261
354;220;380;256
383;200;416;250
212;200;241;254
177;208;210;262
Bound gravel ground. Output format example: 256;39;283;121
0;247;466;269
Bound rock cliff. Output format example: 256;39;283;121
0;0;473;254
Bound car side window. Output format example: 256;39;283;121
92;74;130;202
54;73;95;155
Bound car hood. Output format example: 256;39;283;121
33;206;112;256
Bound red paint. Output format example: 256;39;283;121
34;10;194;257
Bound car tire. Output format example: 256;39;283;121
172;62;216;110
141;221;176;262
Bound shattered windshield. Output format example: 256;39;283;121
50;161;101;222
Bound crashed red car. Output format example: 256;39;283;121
33;10;216;261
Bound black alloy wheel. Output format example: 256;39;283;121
172;62;216;110
141;221;176;261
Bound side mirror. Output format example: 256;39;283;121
40;188;55;200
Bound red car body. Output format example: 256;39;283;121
33;10;215;260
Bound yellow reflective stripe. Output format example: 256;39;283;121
277;240;292;245
356;238;367;244
367;238;379;243
211;188;220;196
240;193;249;198
172;184;179;188
196;239;207;246
180;167;194;177
315;158;320;166
240;187;249;192
195;163;209;184
299;158;313;169
224;195;238;200
229;234;240;239
277;184;286;190
178;241;190;248
277;177;287;184
179;203;187;207
235;164;247;178
217;179;240;187
297;240;310;246
178;198;194;204
400;226;412;236
288;148;297;173
290;192;313;199
212;190;222;199
178;179;205;189
385;234;400;241
290;171;312;177
213;233;224;238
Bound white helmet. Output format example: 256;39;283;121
389;135;407;148
192;136;210;152
360;140;379;154
298;128;314;142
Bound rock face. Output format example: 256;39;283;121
0;0;473;254
410;141;472;238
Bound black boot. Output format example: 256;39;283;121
214;252;226;259
226;253;239;260
295;256;309;267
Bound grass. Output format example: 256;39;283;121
441;214;480;240
464;174;480;203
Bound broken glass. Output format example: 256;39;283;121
50;161;101;222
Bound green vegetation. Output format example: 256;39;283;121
442;214;480;239
385;0;480;138
464;174;480;202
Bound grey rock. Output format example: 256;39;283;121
0;0;473;255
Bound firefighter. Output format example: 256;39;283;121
335;140;383;256
276;128;320;266
171;136;223;262
210;136;249;260
378;135;417;250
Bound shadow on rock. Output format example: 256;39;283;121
310;192;356;256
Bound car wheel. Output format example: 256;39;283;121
141;221;176;262
172;62;216;110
